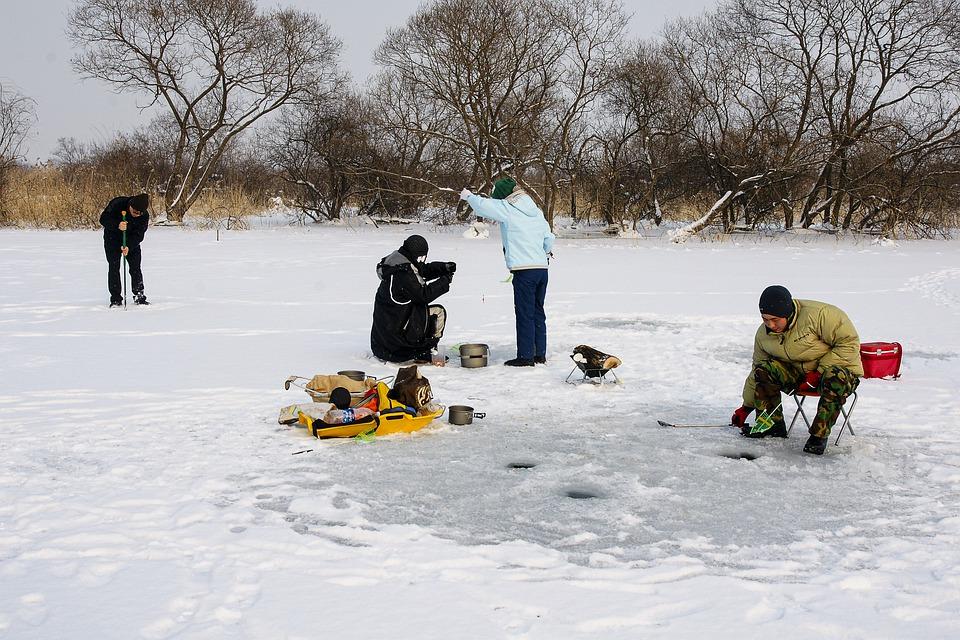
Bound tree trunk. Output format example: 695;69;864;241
669;190;733;243
782;199;794;229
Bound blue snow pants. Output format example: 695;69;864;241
512;268;548;360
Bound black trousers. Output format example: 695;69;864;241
105;240;144;302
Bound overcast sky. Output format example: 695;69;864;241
0;0;712;161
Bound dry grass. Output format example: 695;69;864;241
2;166;956;235
0;165;118;229
184;186;265;228
0;167;267;229
657;196;716;222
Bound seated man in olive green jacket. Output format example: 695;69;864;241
731;285;862;455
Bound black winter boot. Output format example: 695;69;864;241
504;358;535;367
134;293;149;305
741;422;787;438
803;435;828;455
534;355;546;364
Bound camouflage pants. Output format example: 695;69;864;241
753;360;860;438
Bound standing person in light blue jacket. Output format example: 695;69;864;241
460;178;555;367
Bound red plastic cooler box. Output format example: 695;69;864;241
860;342;902;379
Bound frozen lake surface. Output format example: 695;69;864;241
1;224;958;638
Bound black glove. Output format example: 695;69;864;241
445;262;457;274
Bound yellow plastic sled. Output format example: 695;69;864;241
298;382;443;439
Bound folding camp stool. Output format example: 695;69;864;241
787;387;858;444
786;341;902;445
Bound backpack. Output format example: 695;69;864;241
388;365;433;409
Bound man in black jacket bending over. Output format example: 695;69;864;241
100;193;150;307
371;235;455;365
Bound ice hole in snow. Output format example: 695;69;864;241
719;452;759;461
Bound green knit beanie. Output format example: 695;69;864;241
491;178;517;200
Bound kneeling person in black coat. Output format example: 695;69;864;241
100;193;150;307
371;235;455;364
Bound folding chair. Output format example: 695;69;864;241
564;345;622;385
787;387;858;444
787;342;902;444
565;355;621;384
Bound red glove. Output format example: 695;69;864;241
798;370;822;392
731;406;753;428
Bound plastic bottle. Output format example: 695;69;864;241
322;407;376;425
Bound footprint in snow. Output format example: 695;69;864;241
16;593;48;626
744;600;786;624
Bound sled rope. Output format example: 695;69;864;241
354;427;377;443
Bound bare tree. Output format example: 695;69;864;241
373;0;628;225
0;83;36;224
265;96;369;222
661;1;828;233
0;83;34;164
589;41;692;227
653;0;960;236
533;0;630;220
361;70;469;220
68;0;346;222
374;0;558;204
0;82;36;184
795;0;960;229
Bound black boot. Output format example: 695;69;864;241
504;357;535;367
134;293;150;305
534;355;546;364
740;421;787;438
803;435;828;455
109;299;123;308
740;424;787;438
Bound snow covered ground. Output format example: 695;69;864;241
1;223;958;639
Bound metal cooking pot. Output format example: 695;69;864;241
459;343;489;368
448;405;486;425
337;370;366;381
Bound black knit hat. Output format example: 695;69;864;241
401;234;429;258
759;285;794;318
129;193;150;213
329;387;352;410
